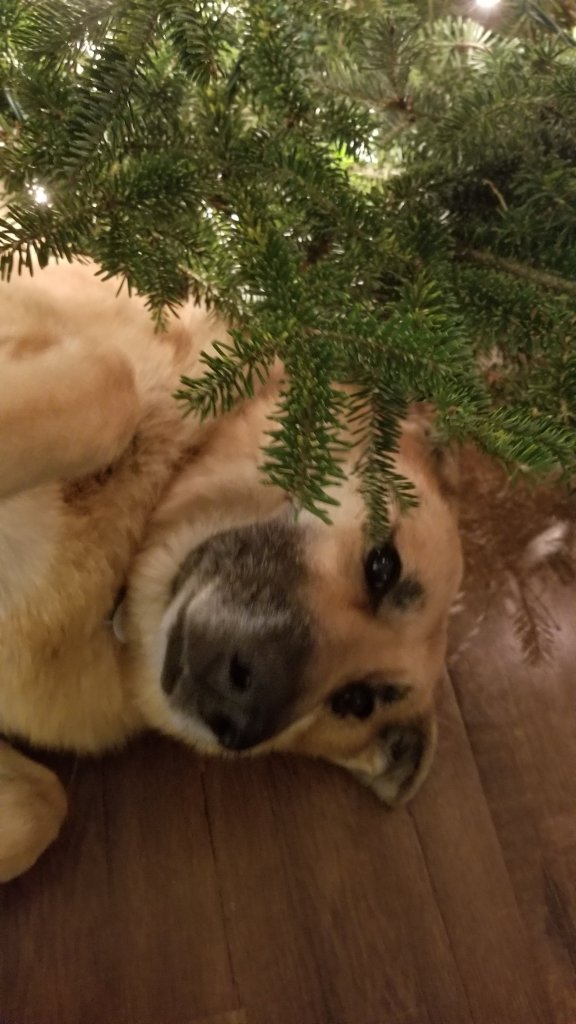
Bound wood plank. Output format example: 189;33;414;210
450;452;576;1024
202;752;473;1024
193;1014;248;1024
97;737;240;1024
0;737;238;1024
450;578;576;1024
0;754;129;1024
410;677;552;1024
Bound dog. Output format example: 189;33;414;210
0;260;463;881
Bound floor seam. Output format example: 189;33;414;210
199;763;244;1016
408;804;478;1024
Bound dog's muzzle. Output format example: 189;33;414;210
162;623;307;751
160;520;313;751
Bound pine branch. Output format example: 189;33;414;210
461;249;576;297
1;0;576;527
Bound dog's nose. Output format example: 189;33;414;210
174;636;300;751
161;605;310;752
228;652;252;693
198;646;292;751
207;711;258;751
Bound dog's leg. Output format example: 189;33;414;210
0;740;67;882
0;341;139;499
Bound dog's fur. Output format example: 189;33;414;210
0;261;463;881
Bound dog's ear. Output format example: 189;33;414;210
404;403;460;502
339;713;437;807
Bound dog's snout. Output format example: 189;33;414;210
161;521;312;751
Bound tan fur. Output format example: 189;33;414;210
0;261;463;880
0;741;67;882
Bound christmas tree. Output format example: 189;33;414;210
1;0;575;535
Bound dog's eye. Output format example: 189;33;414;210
365;542;402;598
330;683;375;720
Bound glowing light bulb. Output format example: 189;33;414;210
30;184;49;204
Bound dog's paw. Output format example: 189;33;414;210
338;714;438;808
0;747;67;882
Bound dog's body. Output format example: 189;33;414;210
0;262;463;881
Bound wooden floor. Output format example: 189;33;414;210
2;451;576;1024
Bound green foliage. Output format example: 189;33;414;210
1;0;576;533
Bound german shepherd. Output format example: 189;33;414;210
0;261;463;881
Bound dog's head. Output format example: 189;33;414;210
131;398;462;806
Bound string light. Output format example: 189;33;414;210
30;183;50;204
